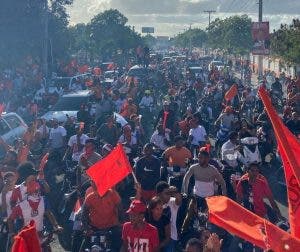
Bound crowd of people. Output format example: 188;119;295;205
0;51;300;252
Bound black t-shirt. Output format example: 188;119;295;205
135;156;161;191
146;214;170;242
96;123;118;145
286;119;300;135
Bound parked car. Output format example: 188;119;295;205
41;90;95;123
0;112;28;158
208;60;225;71
127;65;148;79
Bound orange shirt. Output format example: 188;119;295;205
163;146;192;168
84;189;121;229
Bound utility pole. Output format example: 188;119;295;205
204;10;216;27
258;0;263;79
43;0;49;86
189;23;192;55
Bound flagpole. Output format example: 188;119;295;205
131;171;138;184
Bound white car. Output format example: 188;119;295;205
0;112;28;157
208;60;225;71
41;90;95;123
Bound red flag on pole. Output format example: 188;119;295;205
259;87;300;238
12;220;41;252
224;84;238;101
207;196;300;251
86;144;132;196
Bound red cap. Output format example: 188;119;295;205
27;181;40;194
126;200;146;214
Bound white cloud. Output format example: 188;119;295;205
67;0;300;35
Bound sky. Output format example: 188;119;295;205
67;0;300;36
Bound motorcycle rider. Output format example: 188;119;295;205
236;162;282;222
182;149;226;211
81;180;122;251
215;106;235;131
271;77;283;95
135;143;161;202
162;136;192;189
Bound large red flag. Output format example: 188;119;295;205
224;84;238;101
259;87;300;237
207;196;300;251
12;220;41;252
86;144;132;196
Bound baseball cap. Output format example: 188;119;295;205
126;200;146;214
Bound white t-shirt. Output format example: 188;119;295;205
189;125;207;145
0;190;13;216
139;96;153;108
68;134;89;162
49;126;67;148
167;197;180;241
150;130;170;151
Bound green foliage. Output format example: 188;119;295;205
174;28;207;48
207;15;253;55
271;19;300;64
143;34;157;48
0;0;72;68
87;9;143;59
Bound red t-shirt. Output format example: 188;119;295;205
84;189;120;229
236;174;272;217
122;222;159;252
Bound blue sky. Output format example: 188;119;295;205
67;0;300;36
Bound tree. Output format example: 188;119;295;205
69;23;91;53
0;0;73;68
207;15;252;55
88;9;143;59
143;34;157;48
271;19;300;65
174;28;207;48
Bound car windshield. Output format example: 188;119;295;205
213;61;224;66
128;68;147;77
51;96;88;111
190;68;202;73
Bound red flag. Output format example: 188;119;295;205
0;103;5;115
78;64;89;74
207;196;300;251
224;84;238;101
259;87;300;237
86;144;132;196
12;220;41;252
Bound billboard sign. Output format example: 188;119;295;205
142;27;155;34
251;22;270;55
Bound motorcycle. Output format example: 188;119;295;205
215;125;231;158
240;137;262;168
166;165;186;191
83;230;113;252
